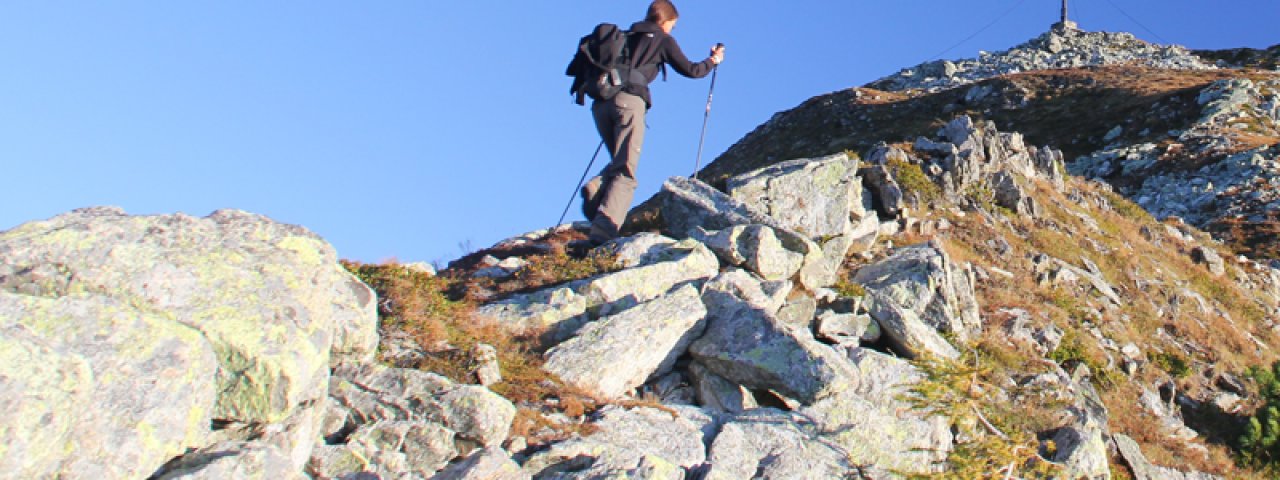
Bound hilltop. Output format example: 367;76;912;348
868;26;1214;93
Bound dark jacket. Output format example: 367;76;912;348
619;21;716;107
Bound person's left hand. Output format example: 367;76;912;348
710;44;725;65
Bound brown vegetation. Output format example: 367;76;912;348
699;66;1278;188
904;177;1279;477
342;243;624;447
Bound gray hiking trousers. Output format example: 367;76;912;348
585;92;646;242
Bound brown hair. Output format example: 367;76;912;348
645;0;679;23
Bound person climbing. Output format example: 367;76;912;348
570;0;725;252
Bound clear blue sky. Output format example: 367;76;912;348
2;1;1276;265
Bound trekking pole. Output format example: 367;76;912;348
692;43;723;179
555;140;606;227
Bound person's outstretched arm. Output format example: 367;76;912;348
663;37;723;79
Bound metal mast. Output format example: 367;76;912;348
1054;0;1077;31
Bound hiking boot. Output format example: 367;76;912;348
580;177;602;221
566;239;602;259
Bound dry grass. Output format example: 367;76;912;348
903;173;1280;477
342;259;616;447
1211;212;1280;260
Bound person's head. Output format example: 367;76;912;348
646;0;679;33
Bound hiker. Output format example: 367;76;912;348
571;0;725;248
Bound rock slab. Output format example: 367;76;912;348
543;284;708;399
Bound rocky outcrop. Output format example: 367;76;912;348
14;54;1280;478
930;116;1068;200
1068;78;1280;242
1052;366;1112;480
0;293;217;479
0;208;378;478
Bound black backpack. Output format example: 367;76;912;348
566;23;650;106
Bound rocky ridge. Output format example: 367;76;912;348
431;116;1277;478
9;112;1277;478
1068;77;1280;258
1194;44;1280;71
697;25;1280;263
869;26;1214;93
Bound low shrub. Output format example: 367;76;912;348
1148;351;1192;379
887;155;943;204
908;352;1060;479
1239;361;1280;466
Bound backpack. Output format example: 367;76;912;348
566;23;650;105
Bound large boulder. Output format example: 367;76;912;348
0;322;92;478
543;284;708;399
0;207;379;426
704;409;851;480
853;241;981;343
523;406;717;478
726;153;861;240
328;363;515;448
690;271;860;404
0;294;219;479
800;349;953;475
475;286;591;342
606;233;679;268
862;293;960;360
476;239;719;339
